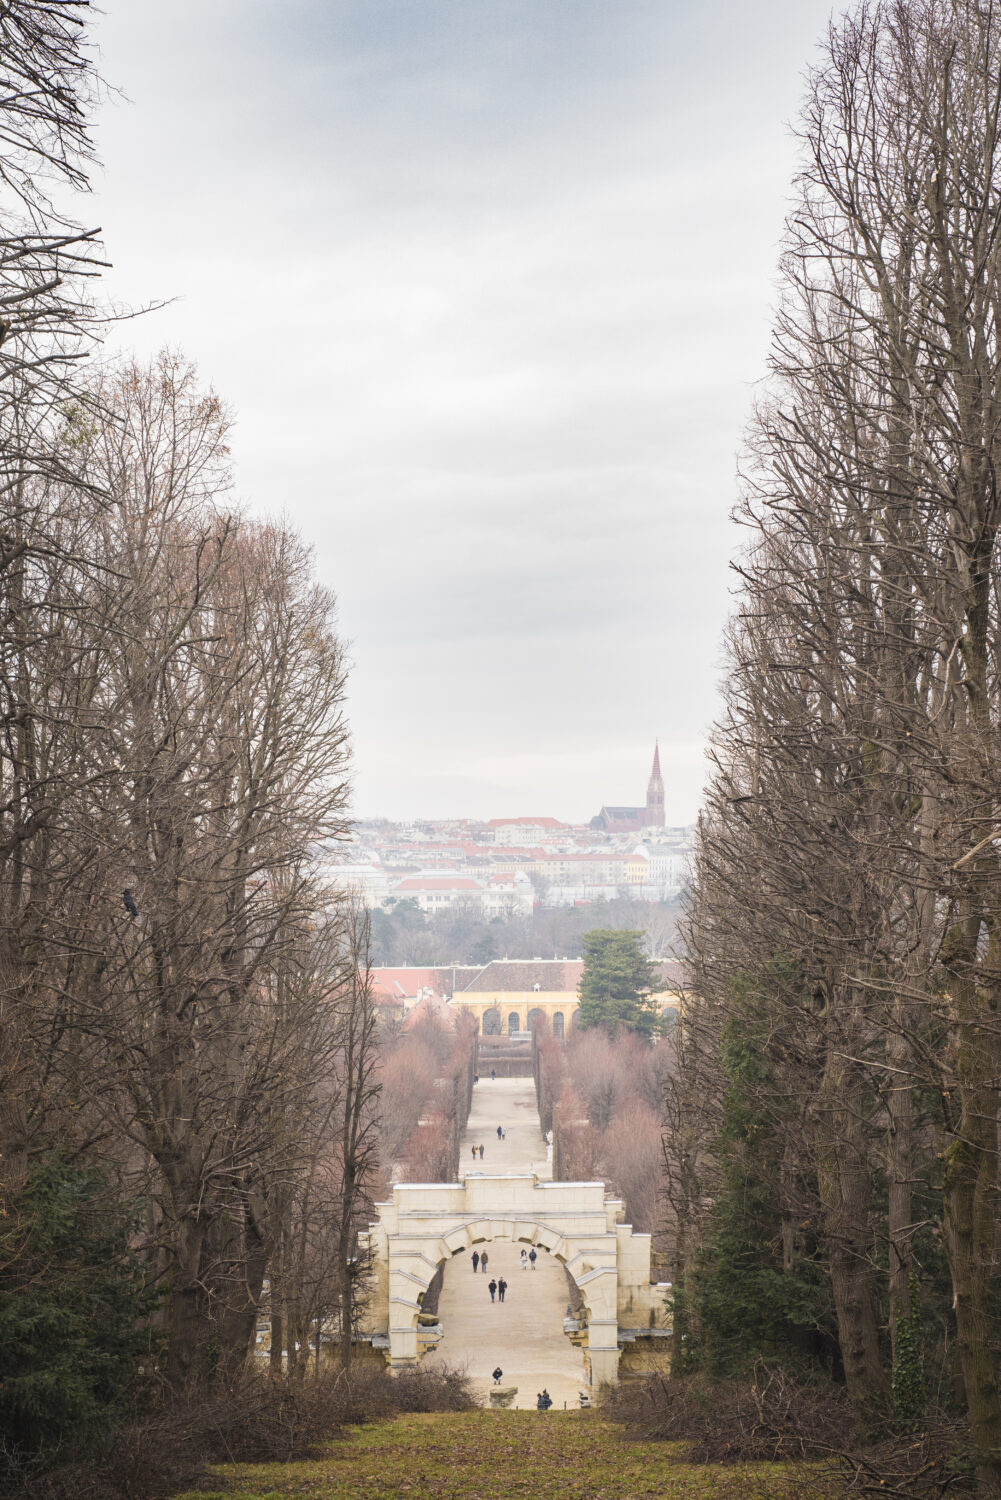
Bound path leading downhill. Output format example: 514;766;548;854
433;1076;587;1411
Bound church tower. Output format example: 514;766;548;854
646;741;665;828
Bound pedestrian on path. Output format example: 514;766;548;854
496;1126;502;1139
501;1128;506;1139
480;1251;488;1274
529;1248;537;1270
520;1249;527;1270
491;1069;496;1081
471;1146;477;1160
478;1144;484;1159
492;1367;503;1385
538;1389;552;1410
488;1279;497;1302
497;1277;507;1302
472;1251;479;1273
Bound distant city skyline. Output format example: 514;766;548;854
90;0;837;823
356;738;692;826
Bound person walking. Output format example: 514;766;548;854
539;1389;552;1410
488;1279;497;1302
478;1144;484;1159
472;1251;479;1273
492;1367;503;1385
491;1069;496;1081
480;1250;488;1275
471;1146;477;1160
520;1249;528;1270
496;1125;502;1139
497;1276;507;1303
529;1248;537;1270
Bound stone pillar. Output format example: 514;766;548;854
586;1332;621;1388
388;1319;419;1368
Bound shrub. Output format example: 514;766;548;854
1;1361;479;1500
600;1366;853;1463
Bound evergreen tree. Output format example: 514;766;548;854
0;1155;151;1462
577;929;661;1037
684;989;834;1378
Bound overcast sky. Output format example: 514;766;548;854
90;0;836;825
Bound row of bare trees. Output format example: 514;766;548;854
536;1026;670;1237
677;2;1001;1492
0;351;383;1389
379;1009;477;1184
0;2;381;1411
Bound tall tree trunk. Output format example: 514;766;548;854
942;917;1001;1495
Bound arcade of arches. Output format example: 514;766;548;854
454;990;580;1037
360;1173;664;1389
358;1076;671;1402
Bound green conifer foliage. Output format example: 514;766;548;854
0;1155;151;1461
577;929;662;1037
686;979;834;1377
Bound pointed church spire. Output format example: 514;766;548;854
646;740;665;828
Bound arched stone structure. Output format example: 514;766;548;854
359;1174;668;1388
552;1011;565;1038
482;1006;501;1035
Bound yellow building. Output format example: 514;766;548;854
448;958;682;1037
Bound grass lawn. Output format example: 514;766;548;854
174;1409;822;1500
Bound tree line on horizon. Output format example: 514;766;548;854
369;892;680;967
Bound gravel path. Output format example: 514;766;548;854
433;1076;588;1411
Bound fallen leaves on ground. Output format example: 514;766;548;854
172;1409;834;1500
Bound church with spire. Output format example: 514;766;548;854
590;742;666;834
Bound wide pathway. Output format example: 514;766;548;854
433;1075;587;1410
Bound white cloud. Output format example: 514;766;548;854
88;0;836;821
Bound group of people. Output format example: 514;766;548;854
470;1144;485;1159
487;1276;508;1302
489;1368;552;1413
470;1246;538;1278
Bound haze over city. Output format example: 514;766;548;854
90;0;835;822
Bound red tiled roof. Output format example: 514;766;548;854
394;877;482;892
369;966;445;1002
458;958;684;995
486;817;566;829
460;960;585;994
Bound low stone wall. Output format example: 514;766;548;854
478;1039;533;1078
479;1055;533;1078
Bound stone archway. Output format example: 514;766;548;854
482;1006;502;1035
359;1173;667;1388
